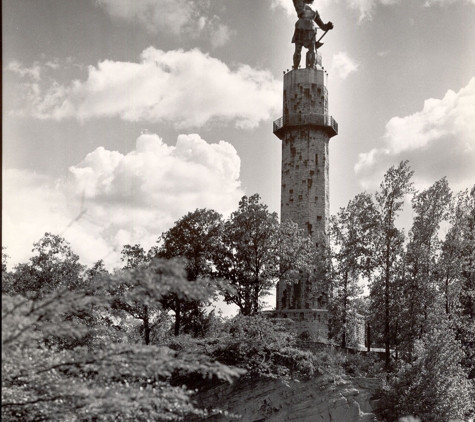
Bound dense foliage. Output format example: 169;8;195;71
3;167;475;421
2;252;244;421
329;163;474;420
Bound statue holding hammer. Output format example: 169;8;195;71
292;0;334;69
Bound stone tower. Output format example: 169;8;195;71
272;51;338;339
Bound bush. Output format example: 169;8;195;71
342;352;385;378
379;325;475;422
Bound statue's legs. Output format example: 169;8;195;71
293;44;302;70
306;44;316;69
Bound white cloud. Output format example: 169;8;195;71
355;77;475;192
12;48;280;129
6;60;42;81
346;0;401;22
271;0;399;22
3;133;244;269
209;21;234;49
331;51;359;79
424;0;475;5
96;0;233;46
272;0;474;23
271;0;296;15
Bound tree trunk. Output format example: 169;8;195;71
367;323;371;352
342;270;348;349
445;273;450;315
143;305;150;345
385;240;391;370
174;296;181;336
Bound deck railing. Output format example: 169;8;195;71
273;113;338;135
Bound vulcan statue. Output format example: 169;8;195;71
292;0;334;69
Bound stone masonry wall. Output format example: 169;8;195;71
276;68;331;312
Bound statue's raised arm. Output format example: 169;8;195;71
291;0;333;69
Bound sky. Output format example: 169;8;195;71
3;0;475;290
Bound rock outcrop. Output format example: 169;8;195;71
193;376;382;422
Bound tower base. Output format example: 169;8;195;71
261;308;329;343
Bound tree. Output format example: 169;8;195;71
439;185;475;378
370;161;414;368
215;194;280;315
2;258;243;421
275;219;320;292
120;244;150;270
8;233;85;299
2;247;13;294
85;259;109;283
398;178;452;359
110;257;209;345
157;209;223;280
383;322;474;422
330;192;379;348
156;208;224;336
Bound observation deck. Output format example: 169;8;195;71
273;113;338;140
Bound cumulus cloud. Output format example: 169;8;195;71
355;77;475;191
271;0;297;15
3;133;244;269
347;0;400;22
331;51;359;79
11;48;280;129
96;0;233;46
209;21;234;49
424;0;475;5
6;60;42;80
271;0;399;22
272;0;475;22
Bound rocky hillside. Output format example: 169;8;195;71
193;375;382;422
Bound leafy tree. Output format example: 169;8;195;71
398;178;452;359
2;247;9;273
120;244;150;270
382;323;474;422
439;185;475;378
109;258;216;345
2;247;13;294
156;209;224;336
214;194;280;315
8;233;85;299
84;259;109;283
275;219;330;315
271;219;317;288
370;161;414;368
2;258;243;421
329;192;379;348
157;209;224;280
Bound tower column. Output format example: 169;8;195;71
272;54;338;340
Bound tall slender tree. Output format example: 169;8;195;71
329;192;379;348
439;186;475;378
370;161;414;368
398;178;452;359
